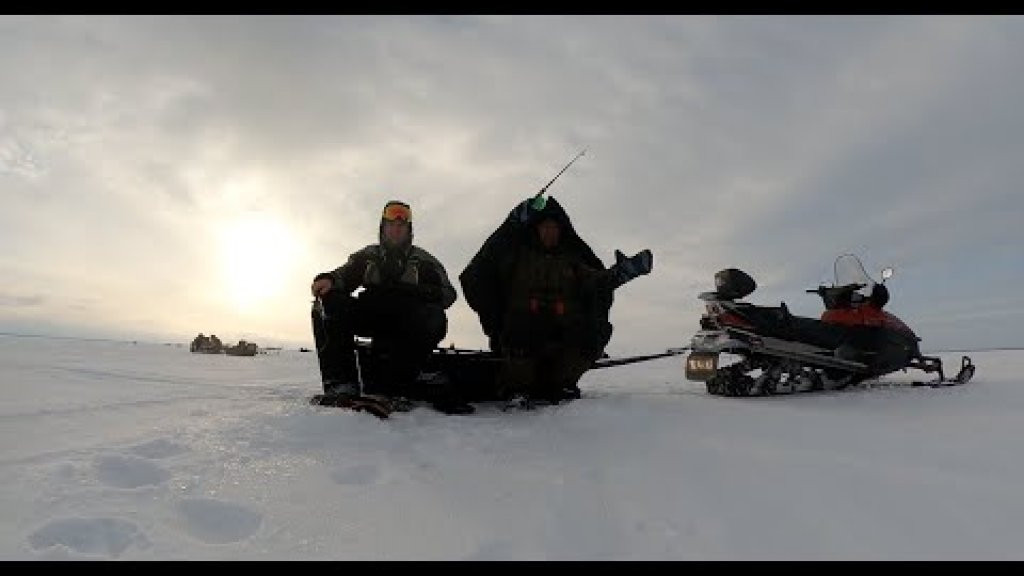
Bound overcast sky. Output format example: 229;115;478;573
2;15;1022;354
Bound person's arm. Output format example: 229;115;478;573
311;246;374;296
412;248;458;309
575;249;654;302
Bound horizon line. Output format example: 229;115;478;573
1;330;1021;355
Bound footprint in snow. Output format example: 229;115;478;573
28;517;150;558
94;454;171;489
177;498;263;544
128;438;188;459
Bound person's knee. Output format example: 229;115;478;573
410;305;447;346
426;304;447;329
321;291;359;316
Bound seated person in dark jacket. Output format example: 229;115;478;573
459;195;653;404
310;200;463;410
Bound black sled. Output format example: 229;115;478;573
341;337;688;407
683;254;976;397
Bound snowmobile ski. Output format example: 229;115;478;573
911;355;976;387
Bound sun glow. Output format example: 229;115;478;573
217;214;301;313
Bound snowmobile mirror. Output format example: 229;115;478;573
881;267;893;282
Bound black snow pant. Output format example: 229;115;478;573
496;310;600;401
312;289;447;395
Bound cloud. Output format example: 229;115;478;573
1;15;1022;351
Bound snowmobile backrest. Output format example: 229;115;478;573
714;268;756;300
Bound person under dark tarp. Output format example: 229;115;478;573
459;194;653;406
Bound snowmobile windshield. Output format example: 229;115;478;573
834;254;876;297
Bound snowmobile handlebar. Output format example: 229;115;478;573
806;283;865;295
807;283;867;310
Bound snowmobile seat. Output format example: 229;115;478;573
713;268;756;300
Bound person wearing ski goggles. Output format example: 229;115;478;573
309;200;471;414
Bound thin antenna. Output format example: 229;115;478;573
531;148;587;203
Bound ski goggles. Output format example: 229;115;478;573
382;202;412;222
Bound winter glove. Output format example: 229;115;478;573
610;249;653;289
312;273;336;297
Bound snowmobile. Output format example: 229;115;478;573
683;254;976;396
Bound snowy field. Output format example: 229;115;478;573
1;334;1021;560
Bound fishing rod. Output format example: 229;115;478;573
531;148;587;206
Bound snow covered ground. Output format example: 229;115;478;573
1;334;1021;560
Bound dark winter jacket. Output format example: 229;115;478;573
459;196;615;355
316;243;457;310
